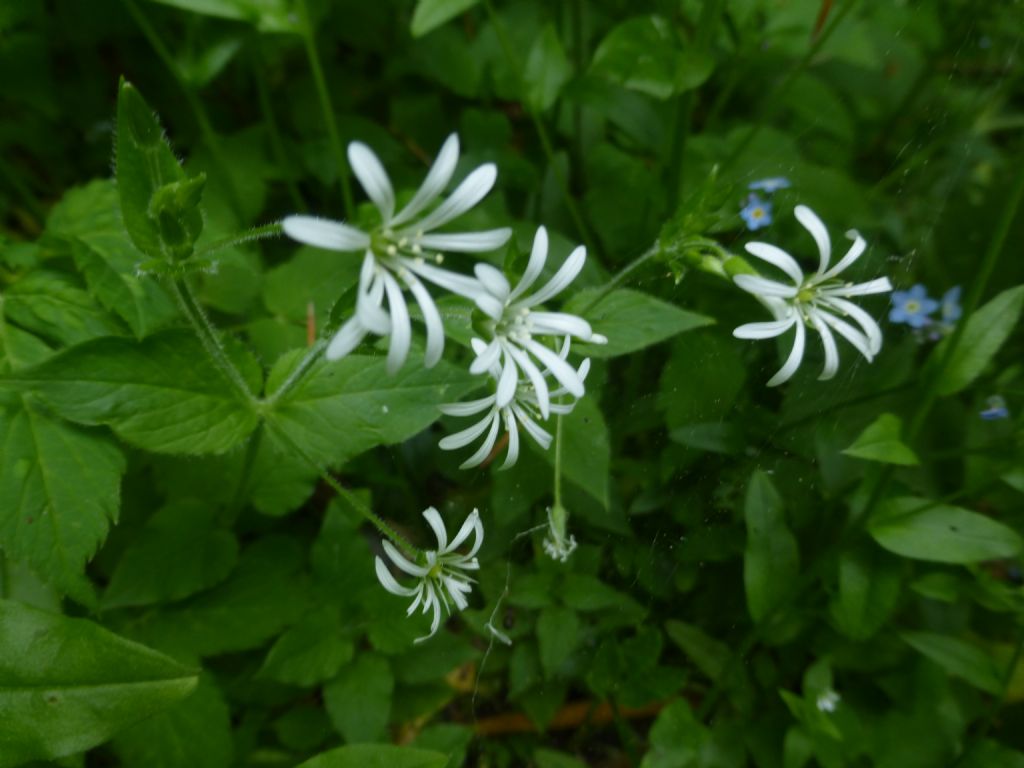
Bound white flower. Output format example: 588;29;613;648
732;204;892;386
439;338;589;470
466;226;606;418
816;689;841;713
374;507;483;643
542;507;578;563
282;134;512;373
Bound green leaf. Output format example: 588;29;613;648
411;0;480;38
262;245;361;324
259;607;354;687
47;181;178;338
665;620;730;682
743;471;800;623
829;543;902;641
534;396;610;509
3;271;124;346
116;80;204;261
565;288;713;358
842;413;919;466
10;330;260;455
639;699;708;768
112;676;233;768
901;631;1004;694
0;599;197;768
265;352;474;467
524;24;571;112
103;500;239;609
297;745;447;768
933;285;1024;396
123;536;309;658
0;396;125;604
869;497;1023;564
537;605;580;677
591;16;714;100
324;653;394;744
147;0;298;32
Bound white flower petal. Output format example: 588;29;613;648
459;411;502;468
819;230;867;281
382;540;429;577
418;229;512;253
381;272;411;374
469;337;502;375
528;311;594;340
522;245;586;307
505;343;550;419
413;592;443;644
439;395;497;417
495;347;519;408
391;133;459;227
474;293;506;321
734;274;799;299
817;309;874;361
508;226;549;303
820;277;893;297
375;557;420;597
414;163;497;232
356;254;391;334
326;317;368;361
447;508;482;555
500;410;520;470
808;308;840;380
401;258;483;300
733;316;797;339
821;296;884;355
512;403;552;449
282;215;370;251
474;263;512;302
348;142;395;224
523;338;585;398
795;204;832;275
767;318;806;387
400;271;445;367
439;409;499;450
744;242;804;285
422;506;448;551
444;576;470;610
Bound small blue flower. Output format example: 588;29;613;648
940;286;962;324
740;194;773;230
980;395;1009;421
889;284;939;328
748;177;791;193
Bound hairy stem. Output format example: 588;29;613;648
264;340;327;407
193;221;283;258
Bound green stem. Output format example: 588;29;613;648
553;412;565;510
192;221;283;258
121;0;245;221
576;245;658;314
250;46;307;212
295;0;354;218
264;340;327;407
168;277;256;405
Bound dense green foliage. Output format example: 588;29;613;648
1;1;1023;766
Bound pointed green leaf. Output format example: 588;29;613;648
842;413;919;466
744;471;799;622
3;271;124;346
324;654;394;744
829;543;902;641
410;0;479;37
524;24;571;111
259;607;354;687
901;631;1003;694
0;599;197;768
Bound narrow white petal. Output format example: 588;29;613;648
375;557;419;597
547;357;591;399
282;215;370;251
459;411;502;468
326;318;368;360
381;272;411;374
744;242;804;284
406;585;425;615
474;292;506;321
447;508;482;554
817;310;874;361
356;253;391;334
820;277;893;297
766;319;806;387
413;592;443;643
795;204;832;275
733;316;796;340
382;540;429;577
418;229;512;253
512;403;552;449
523;338;584;398
500;410;520;470
439;395;497;417
508;226;549;303
821;296;884;355
528;311;594;340
348;142;395;223
444;576;470;610
734;274;799;299
391;133;459;227
469;337;502;375
474;263;512;302
401;258;483;299
415;164;497;232
819;230;867;281
505;343;550;418
400;271;445;367
495;347;519;408
422;507;449;551
523;245;586;307
439;409;499;450
808;308;840;380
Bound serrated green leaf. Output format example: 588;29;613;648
0;599;197;768
0;396;124;604
566;288;714;358
411;0;479;38
9;330;260;455
103;500;238;609
259;607;354;687
3;271;124;346
265;351;474;467
524;24;571;112
933;285;1024;396
324;653;393;744
842;413;919;466
901;631;1003;694
870;497;1022;564
744;471;799;623
297;745;447;768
